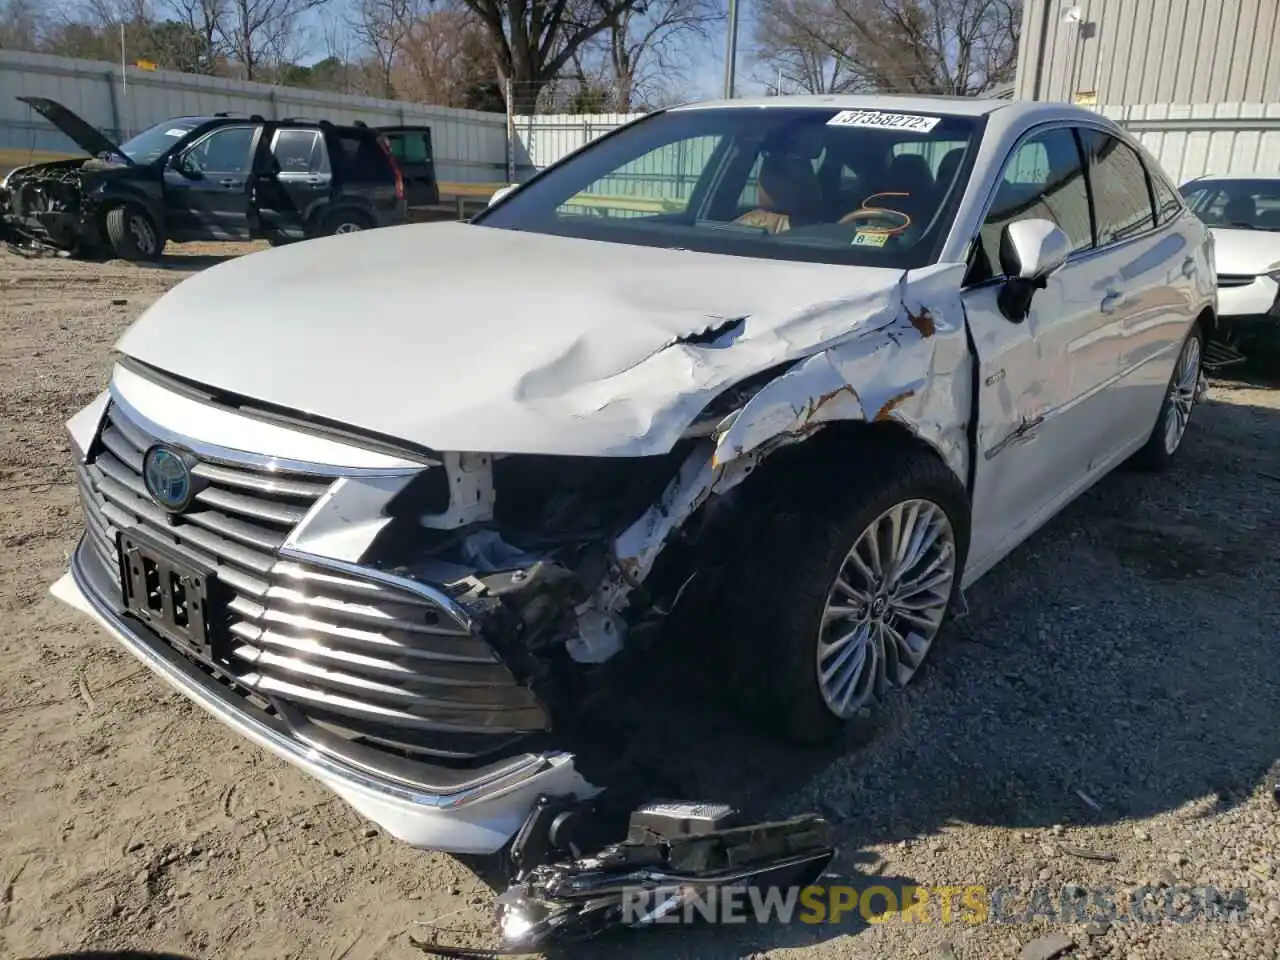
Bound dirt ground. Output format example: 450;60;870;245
1;241;1278;960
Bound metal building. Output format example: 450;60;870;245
1015;0;1280;105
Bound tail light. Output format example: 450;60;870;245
376;135;404;202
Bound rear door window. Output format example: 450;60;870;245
1083;131;1157;244
1149;171;1183;225
271;129;325;174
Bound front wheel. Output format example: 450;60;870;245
1132;324;1204;471
104;203;164;261
722;443;969;744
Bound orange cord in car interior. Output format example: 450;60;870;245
838;191;914;236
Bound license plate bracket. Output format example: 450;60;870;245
118;530;217;654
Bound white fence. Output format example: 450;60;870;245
4;49;1280;187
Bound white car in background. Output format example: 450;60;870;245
52;96;1215;860
1180;173;1280;361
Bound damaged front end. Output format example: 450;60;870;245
1;157;109;252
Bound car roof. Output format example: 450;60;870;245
1183;172;1280;182
666;93;1042;119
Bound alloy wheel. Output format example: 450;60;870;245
333;222;363;234
1162;334;1201;455
129;213;157;255
816;498;957;719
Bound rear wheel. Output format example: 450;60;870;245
105;203;163;261
1132;324;1204;471
722;443;969;744
318;209;375;236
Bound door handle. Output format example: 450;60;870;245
1181;257;1197;279
1100;290;1124;314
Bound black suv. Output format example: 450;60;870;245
0;97;408;260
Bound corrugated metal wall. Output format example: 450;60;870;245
1015;0;1280;105
1102;103;1280;183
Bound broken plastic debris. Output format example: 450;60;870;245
481;798;836;951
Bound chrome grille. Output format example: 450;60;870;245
75;400;548;763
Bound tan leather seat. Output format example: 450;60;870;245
735;154;826;234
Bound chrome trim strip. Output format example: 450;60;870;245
69;538;548;810
107;383;426;480
274;549;476;634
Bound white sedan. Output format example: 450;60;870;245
52;95;1215;856
1180;173;1280;358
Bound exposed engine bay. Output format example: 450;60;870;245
348;435;769;733
0;157;113;252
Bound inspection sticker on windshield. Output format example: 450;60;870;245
827;110;941;133
164;129;187;137
853;230;890;247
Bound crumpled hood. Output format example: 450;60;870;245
117;221;920;457
1209;227;1280;276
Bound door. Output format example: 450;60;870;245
382;128;437;207
256;128;331;239
963;125;1126;577
1078;129;1197;449
163;124;259;240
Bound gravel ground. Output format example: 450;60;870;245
0;242;1277;960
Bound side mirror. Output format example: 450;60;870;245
997;219;1072;322
488;183;517;207
169;154;201;179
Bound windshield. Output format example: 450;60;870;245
117;118;202;163
476;106;984;268
1180;178;1280;231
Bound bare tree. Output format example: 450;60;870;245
349;0;422;97
158;0;226;71
223;0;330;80
394;6;500;108
461;0;646;114
751;0;866;94
751;0;1020;97
599;0;722;110
0;0;44;50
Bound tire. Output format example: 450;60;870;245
721;441;970;745
1131;324;1204;472
104;203;163;261
318;209;374;237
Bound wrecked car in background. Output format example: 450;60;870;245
1180;173;1280;365
1;97;406;259
52;96;1215;872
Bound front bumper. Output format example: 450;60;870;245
53;533;595;856
1217;274;1280;347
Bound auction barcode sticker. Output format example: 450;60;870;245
827;110;942;133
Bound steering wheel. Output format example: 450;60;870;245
838;191;913;236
